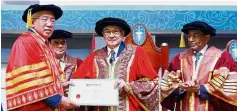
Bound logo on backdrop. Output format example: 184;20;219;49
132;24;146;45
229;41;237;62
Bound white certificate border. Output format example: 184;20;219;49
68;79;119;106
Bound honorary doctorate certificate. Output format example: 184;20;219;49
68;79;119;106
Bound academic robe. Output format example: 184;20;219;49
60;54;83;82
6;30;64;111
161;46;237;111
59;54;83;111
72;42;159;111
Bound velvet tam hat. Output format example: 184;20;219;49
181;21;216;36
48;29;72;41
22;4;63;23
95;17;131;37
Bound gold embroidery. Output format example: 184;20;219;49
6;69;50;87
6;62;47;79
180;100;182;111
218;76;225;82
224;82;237;86
223;85;237;90
204;84;237;106
205;100;208;111
210;79;222;89
7;76;53;95
213;77;224;85
223;89;237;93
207;72;212;82
131;93;150;111
189;93;195;111
126;96;129;111
126;55;134;111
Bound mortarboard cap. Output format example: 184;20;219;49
181;21;216;36
95;17;131;37
22;4;63;28
48;29;72;41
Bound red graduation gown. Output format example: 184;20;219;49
6;31;64;111
161;46;237;111
72;44;159;111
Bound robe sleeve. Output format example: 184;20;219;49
161;51;237;110
76;58;83;68
214;51;237;72
167;54;181;72
196;50;237;101
6;33;59;110
72;52;97;79
160;54;182;110
203;51;237;109
43;94;62;109
128;46;159;111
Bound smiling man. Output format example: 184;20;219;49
5;4;78;111
160;21;237;111
72;17;159;111
48;29;83;95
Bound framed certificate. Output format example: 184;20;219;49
68;79;119;106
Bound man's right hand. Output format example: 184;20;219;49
62;81;75;95
62;81;75;88
60;96;79;109
180;80;199;93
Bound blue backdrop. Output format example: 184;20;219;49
2;10;237;31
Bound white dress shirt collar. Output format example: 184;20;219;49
194;44;208;55
107;45;120;57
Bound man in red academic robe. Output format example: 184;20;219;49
49;29;83;87
160;21;237;111
6;4;78;111
49;29;83;111
72;17;159;111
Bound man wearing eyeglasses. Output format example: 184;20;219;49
72;17;159;111
5;4;78;111
160;21;237;111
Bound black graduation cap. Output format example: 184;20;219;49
95;17;131;37
22;4;63;23
48;29;72;41
181;21;216;36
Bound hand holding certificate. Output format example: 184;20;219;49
68;79;119;106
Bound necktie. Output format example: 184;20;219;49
109;50;116;65
195;52;202;70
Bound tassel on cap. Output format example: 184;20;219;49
26;8;32;28
179;32;186;48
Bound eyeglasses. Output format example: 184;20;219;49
33;16;55;24
103;30;121;37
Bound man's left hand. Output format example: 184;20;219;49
114;79;131;93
